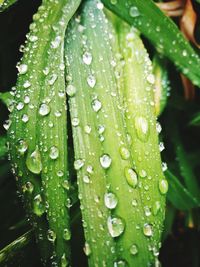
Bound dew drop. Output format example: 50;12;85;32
83;51;92;65
39;103;50;116
66;84;76;97
62;180;69;190
158;179;168;194
84;125;92;134
49;146;59;160
33;194;45;216
71;117;80;127
17;64;28;74
100;154;112;169
91;99;102;112
83;175;90;184
104;192;118;209
51;36;61;49
107;216;125;237
16;102;24;110
83;242;91;256
114;260;127;267
17;139;28;155
125;167;138;188
74;159;84;170
147;74;155;84
87;75;96;88
26;147;42;174
130;244;138;256
134;116;149;142
23;80;31;88
143;223;153;237
22;181;34;194
22;114;29;123
48;74;57;85
129;6;140;17
47;229;56;242
63;228;71;241
139;169;147;178
119;146;130;160
152;201;161;216
144;206;151;217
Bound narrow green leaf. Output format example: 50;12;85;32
162;204;176;241
0;0;17;12
0;92;13;108
118;22;167;265
8;0;81;265
0;136;7;159
166;170;200;210
101;0;200;87
189;112;200;126
153;55;170;116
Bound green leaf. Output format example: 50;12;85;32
0;0;17;12
101;0;200;87
0;92;13;108
166;170;200;210
0;136;7;159
189;112;200;126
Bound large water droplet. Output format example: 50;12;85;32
83;242;91;256
130;244;138;256
129;6;140;17
33;194;45;216
134;116;149;142
143;223;153;237
107;216;125;237
87;75;96;88
17;139;28;155
17;64;28;74
159;179;168;194
39;103;50;116
104;192;118;209
125;167;138;188
83;51;92;65
66;84;76;97
47;229;56;242
114;260;127;267
119;146;130;160
49;146;59;160
63;228;71;241
100;154;112;169
91;99;102;112
74;159;84;170
26;147;42;174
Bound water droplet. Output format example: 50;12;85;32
87;75;96;88
83;51;92;65
147;74;155;84
51;36;61;49
62;180;69;190
23;80;31;88
130;244;138;256
139;169;147;178
107;216;125;237
49;146;59;160
22;114;29;123
84;125;92;134
66;84;76;97
125;167;138;188
84;242;91;256
22;181;34;194
144;206;151;217
182;50;187;57
100;154;112;169
111;0;117;5
71;117;80;127
156;122;162;133
143;223;153;237
24;95;30;104
159;142;165;152
134;116;149;142
61;253;68;267
63;228;71;240
48;74;57;85
17;139;28;155
33;194;45;216
132;199;138;207
74;159;84;170
17;64;28;74
83;175;90;183
152;201;161;216
91;99;102;112
43;67;49;76
26;147;42;174
159;179;168;194
104;192;118;209
16;102;24;110
129;6;140;17
162;162;167;172
98;125;105;134
114;260;127;267
119;146;130;160
47;229;56;242
39;103;50;116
